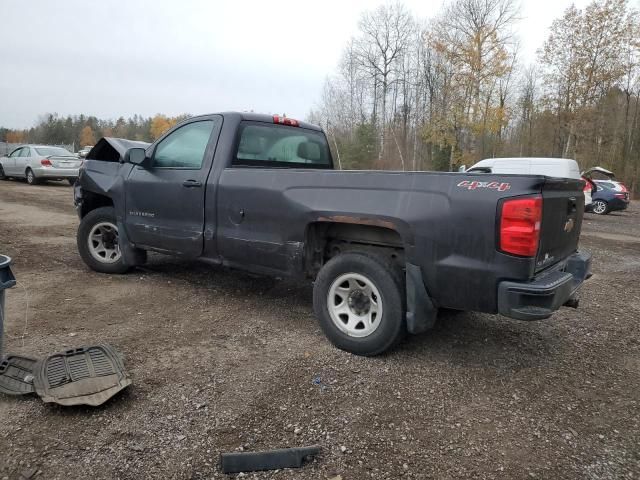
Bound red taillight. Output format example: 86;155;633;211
273;115;299;127
40;158;52;166
618;183;628;193
499;196;543;257
581;177;592;192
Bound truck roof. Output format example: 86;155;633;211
191;112;324;132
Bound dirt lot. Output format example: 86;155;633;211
0;180;638;480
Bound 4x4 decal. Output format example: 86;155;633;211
457;180;511;192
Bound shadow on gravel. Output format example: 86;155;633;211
400;309;556;371
124;256;557;371
138;255;312;300
1;179;71;188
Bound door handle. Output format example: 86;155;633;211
182;180;202;188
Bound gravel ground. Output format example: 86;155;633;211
0;180;638;480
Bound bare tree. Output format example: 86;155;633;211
540;0;634;157
306;0;640;193
354;3;415;163
431;0;519;160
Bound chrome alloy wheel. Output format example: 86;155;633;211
592;200;607;214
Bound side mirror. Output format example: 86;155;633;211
458;165;466;172
125;147;148;166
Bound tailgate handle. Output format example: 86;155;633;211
182;180;202;188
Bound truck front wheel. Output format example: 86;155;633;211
77;207;130;274
313;251;406;356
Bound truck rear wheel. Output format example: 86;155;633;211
77;207;130;274
313;251;405;356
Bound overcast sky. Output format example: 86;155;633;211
0;0;596;129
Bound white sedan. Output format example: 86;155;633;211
0;145;82;185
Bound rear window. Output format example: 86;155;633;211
597;181;616;190
233;122;332;168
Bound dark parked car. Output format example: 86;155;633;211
589;180;630;214
73;112;591;355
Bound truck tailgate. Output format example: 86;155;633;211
536;178;584;272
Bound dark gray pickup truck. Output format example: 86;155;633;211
74;112;591;355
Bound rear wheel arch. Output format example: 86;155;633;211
304;221;407;278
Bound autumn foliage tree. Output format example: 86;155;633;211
539;0;636;158
5;130;26;143
79;125;96;147
311;0;519;172
2;113;190;153
150;114;178;140
311;0;640;195
430;0;518;166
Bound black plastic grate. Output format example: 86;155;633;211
89;348;116;376
0;356;37;396
68;354;91;381
46;356;68;387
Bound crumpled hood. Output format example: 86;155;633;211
87;137;151;162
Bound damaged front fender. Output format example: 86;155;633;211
77;136;150;221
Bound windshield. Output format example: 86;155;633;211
35;147;75;156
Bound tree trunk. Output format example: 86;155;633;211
564;121;576;158
379;75;388;163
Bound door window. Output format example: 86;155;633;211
9;148;23;158
19;147;31;157
152;120;216;169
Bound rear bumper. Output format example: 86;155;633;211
497;250;592;321
35;166;80;179
610;198;629;211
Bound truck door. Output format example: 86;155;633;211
124;116;222;257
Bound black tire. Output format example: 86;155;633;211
67;178;77;186
77;207;130;274
592;199;609;215
26;168;39;185
313;251;406;356
0;165;6;180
